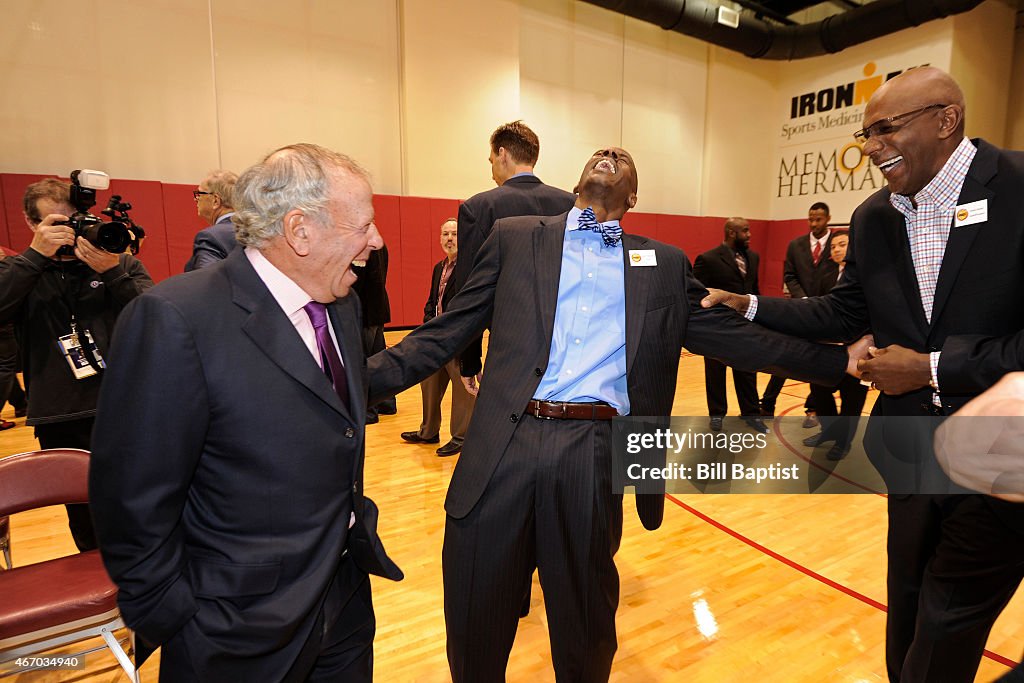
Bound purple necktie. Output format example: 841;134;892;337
303;301;349;410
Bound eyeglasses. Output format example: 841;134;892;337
192;189;214;201
853;104;947;143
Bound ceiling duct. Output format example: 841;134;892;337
580;0;984;59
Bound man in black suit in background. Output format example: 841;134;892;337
451;121;576;389
91;144;402;681
352;244;397;422
370;147;862;682
760;201;838;422
184;169;238;272
783;201;837;300
705;67;1024;683
693;217;768;434
401;218;475;456
800;229;869;461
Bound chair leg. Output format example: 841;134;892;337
0;515;10;570
100;627;140;682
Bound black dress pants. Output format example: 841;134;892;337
443;416;622;682
34;417;98;551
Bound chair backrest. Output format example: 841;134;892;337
0;449;91;517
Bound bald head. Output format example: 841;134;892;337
724;217;751;250
861;67;967;197
874;67;966;135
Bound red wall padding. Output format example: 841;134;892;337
163;184;208;275
2;172;809;327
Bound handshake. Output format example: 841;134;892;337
701;289;933;395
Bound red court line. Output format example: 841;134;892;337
772;403;886;496
664;494;1020;669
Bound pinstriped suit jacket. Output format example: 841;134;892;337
369;213;848;529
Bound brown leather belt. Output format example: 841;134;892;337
524;400;617;421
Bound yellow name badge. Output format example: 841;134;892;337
628;249;657;267
953;199;988;227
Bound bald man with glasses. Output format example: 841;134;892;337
706;66;1024;683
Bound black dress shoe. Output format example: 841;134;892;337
709;417;723;432
436;440;463;457
826;444;849;461
365;414;379;425
13;407;26;418
803;433;824;447
401;431;440;444
743;417;769;434
376;404;398;416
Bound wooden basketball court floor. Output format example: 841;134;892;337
1;330;1021;682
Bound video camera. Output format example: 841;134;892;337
56;170;145;256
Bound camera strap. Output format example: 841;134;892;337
49;260;106;379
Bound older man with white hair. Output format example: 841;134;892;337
91;143;402;682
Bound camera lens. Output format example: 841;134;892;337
82;220;131;254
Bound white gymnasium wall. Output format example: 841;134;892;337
400;0;521;198
0;0;1018;213
949;0;1017;147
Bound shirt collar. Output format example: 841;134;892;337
890;136;976;213
245;246;316;318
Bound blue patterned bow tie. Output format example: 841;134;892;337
577;206;622;247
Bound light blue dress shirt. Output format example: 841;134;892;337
534;206;629;415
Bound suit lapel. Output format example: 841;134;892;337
622;233;650;374
877;207;930;338
930;143;996;327
534;213;569;361
715;244;741;279
227;251;353;420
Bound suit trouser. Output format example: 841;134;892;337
362;325;396;417
443;416;623;682
160;557;374;683
35;417;98;552
416;358;475;443
808;375;868;449
886;494;1024;683
704;358;759;417
0;326;16;413
761;374;816;413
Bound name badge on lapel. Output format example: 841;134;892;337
628;250;657;267
953;199;987;227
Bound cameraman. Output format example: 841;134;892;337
0;178;153;551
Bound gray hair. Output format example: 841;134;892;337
233;143;370;248
201;169;238;209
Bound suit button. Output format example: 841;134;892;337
534;368;543;376
510;413;519;423
352;482;358;493
344;427;355;438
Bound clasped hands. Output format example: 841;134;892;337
701;288;931;394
